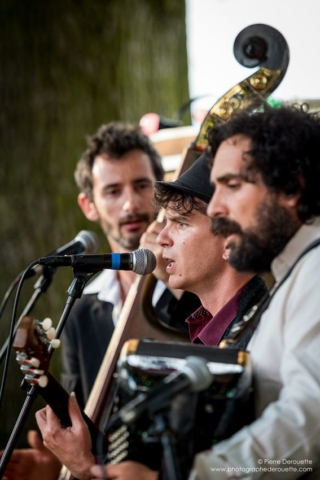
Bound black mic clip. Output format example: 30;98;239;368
33;265;57;289
67;272;93;300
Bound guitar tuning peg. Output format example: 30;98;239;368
16;352;27;364
50;339;61;349
41;318;53;331
37;375;48;388
21;364;31;373
46;327;56;341
29;357;41;368
21;364;45;376
25;373;36;385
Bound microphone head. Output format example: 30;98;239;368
131;248;156;275
75;230;99;254
181;356;213;392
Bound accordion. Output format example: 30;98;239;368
104;339;253;476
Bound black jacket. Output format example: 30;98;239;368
61;288;200;407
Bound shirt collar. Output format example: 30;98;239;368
271;217;320;283
83;269;121;306
186;285;246;346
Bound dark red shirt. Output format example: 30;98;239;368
186;286;246;346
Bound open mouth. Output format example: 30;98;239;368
163;256;175;273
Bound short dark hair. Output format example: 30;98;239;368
154;153;214;215
154;183;207;215
75;122;164;199
207;105;320;222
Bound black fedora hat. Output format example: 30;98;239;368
155;153;214;203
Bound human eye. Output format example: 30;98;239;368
226;179;241;190
104;187;121;197
136;181;152;192
177;219;188;229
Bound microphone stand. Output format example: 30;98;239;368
155;412;182;480
0;267;97;477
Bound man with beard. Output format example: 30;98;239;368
61;122;199;407
1;122;200;480
188;104;320;479
154;155;266;349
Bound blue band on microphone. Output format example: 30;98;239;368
112;253;121;269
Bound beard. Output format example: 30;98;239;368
100;212;153;250
211;199;299;273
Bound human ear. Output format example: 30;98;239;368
278;190;301;211
222;242;230;261
77;193;99;222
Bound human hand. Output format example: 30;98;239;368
0;430;61;480
35;393;95;480
91;461;158;479
140;220;170;283
140;220;184;299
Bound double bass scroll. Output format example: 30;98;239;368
196;23;289;152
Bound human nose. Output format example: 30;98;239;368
122;188;140;213
207;190;227;218
156;224;172;248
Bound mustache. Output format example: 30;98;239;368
119;213;150;226
210;217;243;237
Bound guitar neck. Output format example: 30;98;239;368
39;372;106;455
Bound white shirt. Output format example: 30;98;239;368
190;218;320;479
83;269;166;327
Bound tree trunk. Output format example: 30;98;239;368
0;0;189;448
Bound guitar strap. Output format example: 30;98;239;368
222;237;320;349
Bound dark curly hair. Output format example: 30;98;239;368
207;104;320;223
154;183;207;215
75;122;164;199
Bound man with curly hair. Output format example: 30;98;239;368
192;104;320;479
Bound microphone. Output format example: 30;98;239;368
37;248;156;275
107;356;213;428
25;230;99;279
46;230;99;256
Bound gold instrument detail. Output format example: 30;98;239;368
196;24;289;151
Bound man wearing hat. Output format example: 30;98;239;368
153;153;267;347
34;155;267;480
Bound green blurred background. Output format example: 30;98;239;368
0;0;190;448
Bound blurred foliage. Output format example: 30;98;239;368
0;0;189;448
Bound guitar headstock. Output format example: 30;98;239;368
13;315;60;388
